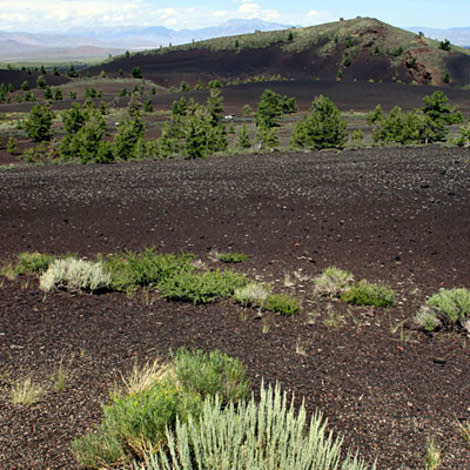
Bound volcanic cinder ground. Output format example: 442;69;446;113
1;146;470;469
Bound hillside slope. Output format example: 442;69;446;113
87;17;470;87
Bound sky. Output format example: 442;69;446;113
0;0;469;33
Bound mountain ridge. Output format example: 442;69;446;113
0;19;291;62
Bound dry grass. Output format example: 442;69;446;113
118;358;171;396
10;376;45;405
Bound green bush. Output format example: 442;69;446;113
290;95;347;150
341;280;396;307
456;120;470;147
256;125;279;149
73;350;252;468
157;269;247;304
71;429;125;469
172;348;251;404
15;252;55;275
421;91;463;141
73;378;201;467
136;383;374;470
415;288;470;331
216;252;248;263
265;293;301;316
103;249;194;292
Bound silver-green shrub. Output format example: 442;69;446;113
313;266;355;297
233;282;270;306
415;288;470;331
136;383;374;470
40;258;111;293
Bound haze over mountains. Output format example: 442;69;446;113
0;19;289;62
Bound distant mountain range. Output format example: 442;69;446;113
408;26;470;48
0;19;290;62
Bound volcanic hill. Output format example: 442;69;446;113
87;17;470;88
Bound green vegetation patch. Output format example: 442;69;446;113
135;383;374;470
72;349;251;468
157;269;247;304
265;293;301;316
14;251;56;275
341;279;396;308
171;348;251;404
102;248;195;292
216;251;248;263
415;288;470;332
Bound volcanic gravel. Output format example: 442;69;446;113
1;146;470;469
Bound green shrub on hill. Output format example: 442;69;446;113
265;293;301;316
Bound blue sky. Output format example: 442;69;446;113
0;0;468;33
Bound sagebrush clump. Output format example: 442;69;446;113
414;288;470;332
40;258;112;293
72;349;252;468
136;383;374;470
313;266;355;297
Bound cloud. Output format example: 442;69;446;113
0;0;328;32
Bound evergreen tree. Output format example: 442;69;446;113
60;110;107;163
44;87;53;100
421;91;463;141
53;88;63;100
255;89;283;129
171;97;187;116
112;111;145;160
256;126;279;149
290;95;347;150
237;124;252;149
7;136;17;154
62;102;88;135
24;103;54;142
36;75;47;89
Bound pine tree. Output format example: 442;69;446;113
290;95;347;150
7;136;17;154
237;124;252;149
24;103;54;142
